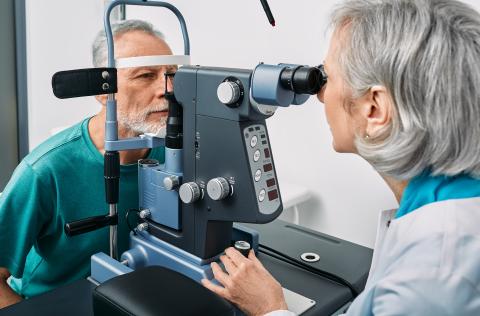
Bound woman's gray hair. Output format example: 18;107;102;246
92;19;165;67
331;0;480;179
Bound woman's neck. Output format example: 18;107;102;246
380;174;409;203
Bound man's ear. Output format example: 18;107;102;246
358;85;393;137
95;94;108;106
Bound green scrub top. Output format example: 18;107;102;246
0;118;164;298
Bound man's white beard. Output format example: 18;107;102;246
118;103;168;136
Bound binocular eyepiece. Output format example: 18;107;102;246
279;65;327;95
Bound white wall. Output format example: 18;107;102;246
26;0;105;147
26;0;480;248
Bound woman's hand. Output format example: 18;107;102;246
202;247;288;316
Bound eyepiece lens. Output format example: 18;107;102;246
279;66;326;95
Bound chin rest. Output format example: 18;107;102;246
93;266;234;316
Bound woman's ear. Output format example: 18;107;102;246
357;85;393;137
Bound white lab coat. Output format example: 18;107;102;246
266;197;480;316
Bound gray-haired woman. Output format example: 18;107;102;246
202;0;480;315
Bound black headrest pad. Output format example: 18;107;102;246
93;266;234;316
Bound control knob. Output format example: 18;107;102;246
207;177;232;201
163;175;180;191
179;182;202;204
217;81;241;105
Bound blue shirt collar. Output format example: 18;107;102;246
395;170;480;219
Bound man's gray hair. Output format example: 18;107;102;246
331;0;480;179
92;19;165;67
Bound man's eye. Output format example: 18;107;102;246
166;66;178;73
137;73;155;79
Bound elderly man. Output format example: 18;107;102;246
0;20;175;308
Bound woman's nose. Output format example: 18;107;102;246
317;85;326;103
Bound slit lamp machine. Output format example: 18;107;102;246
51;0;327;313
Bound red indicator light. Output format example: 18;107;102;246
268;190;278;201
266;178;276;187
264;148;270;158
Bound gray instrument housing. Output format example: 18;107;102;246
147;66;283;259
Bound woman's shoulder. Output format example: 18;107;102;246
365;268;480;316
374;197;480;294
389;197;480;241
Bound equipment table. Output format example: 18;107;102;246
1;220;372;316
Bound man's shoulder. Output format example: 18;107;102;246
24;119;88;168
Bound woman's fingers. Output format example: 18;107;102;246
220;255;237;275
211;262;231;287
225;247;248;264
248;250;269;272
201;278;229;299
248;249;259;262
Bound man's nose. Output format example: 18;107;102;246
154;74;172;98
165;75;174;93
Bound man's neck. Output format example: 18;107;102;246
88;112;150;165
380;174;409;204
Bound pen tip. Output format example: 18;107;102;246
271;21;276;27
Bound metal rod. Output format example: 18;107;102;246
109;203;118;259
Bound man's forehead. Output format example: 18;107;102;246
113;30;190;69
124;65;175;74
115;31;172;58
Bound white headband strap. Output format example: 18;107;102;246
115;55;191;68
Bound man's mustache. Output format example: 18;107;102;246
145;102;169;115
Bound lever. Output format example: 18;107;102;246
65;214;118;237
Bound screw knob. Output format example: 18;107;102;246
163;175;180;191
207;177;231;201
217;81;241;105
179;182;201;204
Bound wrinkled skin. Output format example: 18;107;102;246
202;247;288;316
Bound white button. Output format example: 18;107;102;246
258;189;266;202
250;135;258;148
253;150;261;162
254;169;262;182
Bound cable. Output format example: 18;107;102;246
125;209;140;235
259;244;359;298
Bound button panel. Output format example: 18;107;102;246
243;124;280;215
250;135;258;148
253;150;261;162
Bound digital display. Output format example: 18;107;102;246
268;190;278;201
266;178;276;187
263;163;273;172
264;148;270;158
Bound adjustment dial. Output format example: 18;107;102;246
207;177;232;201
179;182;201;204
217;81;241;105
163;175;180;191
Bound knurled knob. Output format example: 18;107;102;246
163;175;180;191
234;240;251;257
179;182;201;204
207;177;231;201
217;81;241;105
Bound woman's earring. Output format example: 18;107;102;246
365;133;370;140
